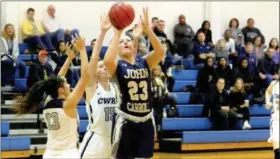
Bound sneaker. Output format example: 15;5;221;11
242;121;251;130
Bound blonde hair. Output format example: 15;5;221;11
231;78;245;93
215;39;226;51
1;23;15;40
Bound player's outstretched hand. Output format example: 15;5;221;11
65;42;76;60
140;7;150;34
132;19;143;39
100;13;111;32
72;33;86;52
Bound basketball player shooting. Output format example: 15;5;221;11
104;7;165;159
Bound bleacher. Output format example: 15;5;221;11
0;43;272;158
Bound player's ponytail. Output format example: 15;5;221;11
12;76;65;115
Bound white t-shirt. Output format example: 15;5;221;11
224;38;235;53
42;15;62;32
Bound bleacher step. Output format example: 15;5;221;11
10;129;47;136
1;114;44;120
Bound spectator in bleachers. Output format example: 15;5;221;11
229;18;244;50
196;57;216;94
242;18;265;45
269;38;280;67
86;39;96;60
151;17;159;30
238;42;257;73
173;14;195;58
233;58;255;94
206;78;238;130
21;8;56;53
193;31;215;67
151;65;178;132
159;41;175;92
151;20;175;54
195;20;214;47
27;50;54;89
214;39;230;60
42;5;79;44
0;23;26;80
223;29;236;58
137;42;149;58
257;48;279;88
253;36;265;61
229;78;251;130
215;57;233;90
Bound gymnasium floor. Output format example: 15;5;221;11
154;150;273;159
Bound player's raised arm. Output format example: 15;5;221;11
57;43;76;77
132;20;143;58
86;13;111;103
142;7;165;69
265;81;275;109
63;35;89;112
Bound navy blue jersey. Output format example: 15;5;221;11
115;57;152;117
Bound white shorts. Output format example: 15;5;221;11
268;118;279;143
79;131;112;159
43;148;79;159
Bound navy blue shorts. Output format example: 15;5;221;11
111;114;155;159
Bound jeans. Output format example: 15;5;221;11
16;59;26;78
24;34;55;51
210;109;238;130
50;28;65;45
65;29;79;43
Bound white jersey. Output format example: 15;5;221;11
43;97;79;151
86;83;118;137
271;80;279;120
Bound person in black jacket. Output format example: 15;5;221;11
205;78;238;130
196;57;216;94
229;78;251;130
242;18;265;45
215;57;233;90
233;58;255;93
27;50;54;89
195;20;214;47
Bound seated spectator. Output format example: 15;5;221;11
253;36;265;61
42;5;79;44
151;20;175;54
137;42;149;58
229;78;251;130
193;31;215;67
86;39;96;59
21;8;56;53
27;50;54;89
215;57;233;90
173;14;195;58
159;41;176;92
242;18;265;45
206;78;238;130
195;20;214;47
49;41;68;72
238;42;257;73
151;17;159;30
151;65;178;132
126;24;150;51
196;57;216;94
224;29;236;61
269;38;280;67
257;48;279;87
0;23;26;84
214;39;230;60
229;18;244;50
233;58;255;93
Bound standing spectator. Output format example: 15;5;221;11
229;18;244;50
173;14;195;58
196;57;216;94
238;42;257;73
215;57;233;90
151;17;159;30
257;48;279;87
242;18;265;44
214;39;230;60
193;31;215;67
269;38;280;67
233;58;255;94
137;42;149;58
27;50;54;89
206;78;238;130
223;29;236;58
42;5;79;44
229;78;251;130
21;8;56;53
253;36;265;61
0;23;26;81
151;20;175;54
195;20;214;47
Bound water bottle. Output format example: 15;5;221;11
163;108;167;118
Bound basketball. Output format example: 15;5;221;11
109;2;135;30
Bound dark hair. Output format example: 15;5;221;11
27;8;35;13
269;38;279;50
91;39;96;44
12;76;65;115
57;40;65;51
161;41;169;51
247;18;254;22
201;20;211;29
229;18;239;28
253;36;262;47
152;17;159;22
